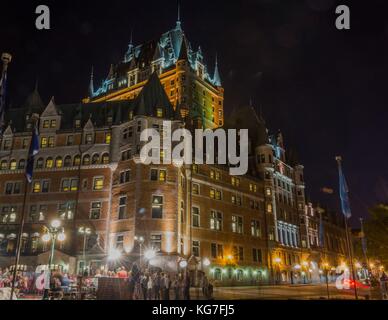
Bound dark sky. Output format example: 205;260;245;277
1;0;387;226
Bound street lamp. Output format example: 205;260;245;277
134;236;145;269
322;262;330;300
42;219;66;299
301;261;309;284
78;227;92;275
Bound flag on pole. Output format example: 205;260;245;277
337;159;352;218
319;211;325;247
26;124;40;183
0;63;8;129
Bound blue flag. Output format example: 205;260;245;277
0;67;7;129
338;162;352;218
319;212;325;247
26;124;40;183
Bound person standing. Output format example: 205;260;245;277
172;275;180;300
163;274;170;300
183;273;191;300
141;274;148;300
147;275;153;300
154;273;161;300
380;272;388;300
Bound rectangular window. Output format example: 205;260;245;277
58;202;75;220
252;248;263;263
211;243;217;259
42;180;49;193
120;170;131;184
215;190;222;200
251;220;262;237
93;177;104;190
210;210;222;231
90;202;102;220
116;235;124;251
159;170;166;182
150;169;158;181
66;135;74;146
192;183;199;195
32;181;41;193
22;139;29;149
43;120;50;128
13;182;21;194
105;133;111;144
150;234;162;252
232;215;243;234
50;119;57;128
210;188;215;199
5;183;13;195
118;196;127;220
192;241;200;257
192;207;200;227
233;246;244;261
85;134;93;144
40;137;48;148
48;136;55;148
152;196;163;219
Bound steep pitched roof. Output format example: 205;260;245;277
41;97;60;117
132;72;174;118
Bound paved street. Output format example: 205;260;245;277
210;284;375;300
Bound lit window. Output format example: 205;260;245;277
50;119;57;128
118;196;127;220
210;188;215;199
41;137;48;148
192;183;199;195
159;170;167;182
232;215;243;234
55;157;63;168
33;181;41;193
210;210;222;231
156;108;163;118
48;137;55;148
85;134;93;144
105;133;111;144
192;207;200;227
210;170;215;179
93;177;104;191
267;203;273;213
152;196;163;219
46;158;54;169
43;120;50;128
73;155;81;166
9;160;17;171
90;202;102;220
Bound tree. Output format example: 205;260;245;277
354;204;388;266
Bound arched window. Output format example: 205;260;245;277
92;154;100;165
102;153;110;164
55;157;63;168
0;160;8;170
82;154;90;166
36;158;44;169
9;159;17;170
64;156;72;167
46;157;54;169
73;155;81;167
18;159;26;170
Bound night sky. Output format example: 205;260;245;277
1;0;387;226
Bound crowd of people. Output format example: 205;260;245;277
94;265;214;300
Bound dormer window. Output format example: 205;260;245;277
129;111;134;121
156;108;163;118
3;140;11;151
85;134;93;145
43;120;50;129
75;120;81;129
107;116;113;125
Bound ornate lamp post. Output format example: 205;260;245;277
78;227;91;275
42;219;66;299
134;236;145;269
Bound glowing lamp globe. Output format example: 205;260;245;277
179;260;188;269
203;258;211;267
57;232;66;242
144;249;156;260
51;219;61;229
42;234;51;242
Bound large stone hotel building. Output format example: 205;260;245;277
0;18;349;285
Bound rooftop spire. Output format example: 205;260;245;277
213;53;222;87
176;1;182;30
89;66;94;97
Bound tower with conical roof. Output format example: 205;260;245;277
84;3;224;129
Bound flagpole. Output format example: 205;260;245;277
10;116;39;300
10;175;29;300
343;214;358;300
336;156;358;300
